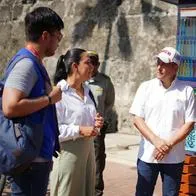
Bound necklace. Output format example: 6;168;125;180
26;44;51;85
26;44;43;64
74;86;84;100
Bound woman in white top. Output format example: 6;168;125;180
50;48;103;196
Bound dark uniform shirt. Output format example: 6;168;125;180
86;72;115;118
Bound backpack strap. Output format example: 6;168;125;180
17;48;51;85
2;47;51;83
89;90;97;110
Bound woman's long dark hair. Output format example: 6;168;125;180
53;48;86;85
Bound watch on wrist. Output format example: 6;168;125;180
47;95;52;105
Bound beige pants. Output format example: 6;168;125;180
50;137;96;196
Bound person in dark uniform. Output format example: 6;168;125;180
87;51;115;196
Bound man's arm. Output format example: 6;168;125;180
168;121;194;147
105;78;115;115
154;86;195;160
154;121;194;160
2;86;61;118
168;87;196;147
2;58;61;118
132;115;170;154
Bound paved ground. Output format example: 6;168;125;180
2;133;162;196
103;133;162;196
104;161;162;196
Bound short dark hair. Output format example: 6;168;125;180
53;48;86;85
25;7;64;41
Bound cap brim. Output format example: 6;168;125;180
156;52;170;63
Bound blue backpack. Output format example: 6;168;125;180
0;53;45;175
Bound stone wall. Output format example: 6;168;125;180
0;0;178;134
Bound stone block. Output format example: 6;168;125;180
142;14;177;37
0;23;11;44
22;0;36;3
141;0;153;13
156;0;177;16
159;15;177;36
126;0;142;15
0;5;10;22
12;5;23;20
1;0;16;6
11;22;25;40
73;2;90;17
44;56;58;80
123;15;141;36
50;1;65;18
117;109;132;132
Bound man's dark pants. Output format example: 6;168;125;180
136;159;184;196
9;161;52;196
94;124;108;196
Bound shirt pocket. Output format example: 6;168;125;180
168;98;184;112
144;95;162;114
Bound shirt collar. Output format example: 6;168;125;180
57;79;87;94
57;79;69;92
158;77;177;91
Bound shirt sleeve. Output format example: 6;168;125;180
4;58;38;96
129;82;147;118
185;87;196;123
56;101;80;142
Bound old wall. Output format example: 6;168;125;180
0;0;177;134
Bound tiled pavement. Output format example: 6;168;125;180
104;161;162;196
1;162;162;196
103;133;162;196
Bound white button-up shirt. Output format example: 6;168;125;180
129;78;196;163
56;80;96;142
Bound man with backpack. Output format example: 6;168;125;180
2;7;64;195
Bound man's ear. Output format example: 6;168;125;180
42;31;50;41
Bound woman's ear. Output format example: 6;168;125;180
72;62;78;71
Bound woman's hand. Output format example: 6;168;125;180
79;114;104;137
79;126;98;137
94;113;104;129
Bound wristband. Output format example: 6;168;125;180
47;95;52;105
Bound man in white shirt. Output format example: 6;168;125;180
129;47;196;196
